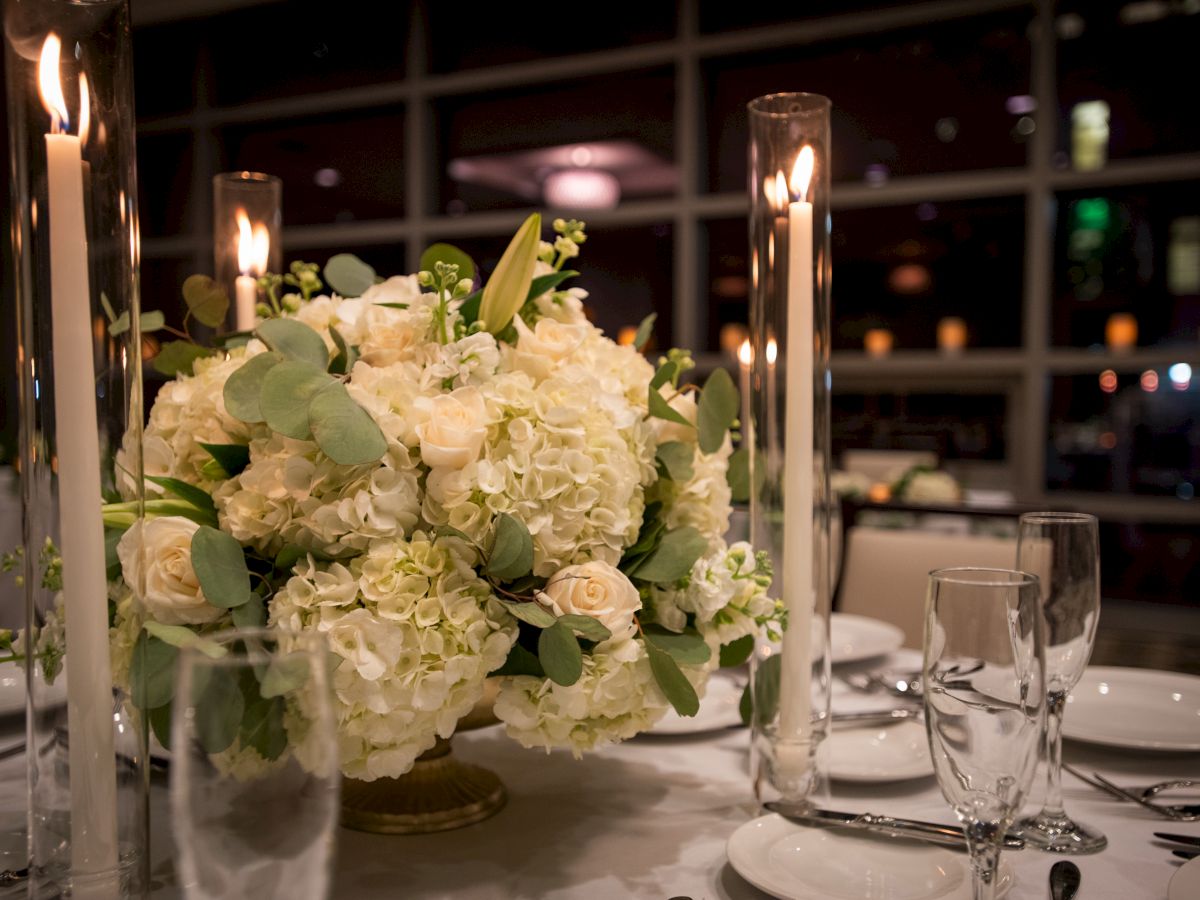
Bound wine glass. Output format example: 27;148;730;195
170;627;340;899
924;568;1045;900
1011;512;1106;853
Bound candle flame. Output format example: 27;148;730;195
77;73;90;145
38;34;69;133
236;208;270;276
773;171;788;213
738;339;752;366
766;338;778;365
790;146;814;201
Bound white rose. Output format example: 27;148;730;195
116;517;224;626
539;561;641;641
414;387;488;469
359;274;422;305
654;390;697;445
512;316;589;379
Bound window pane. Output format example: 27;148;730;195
703;11;1031;192
1057;1;1200;166
700;1;912;33
1046;373;1199;498
217;107;406;226
137;133;195;238
1052;182;1200;348
1100;521;1199;608
433;69;675;215
834;391;1009;461
132;20;203;118
285;244;407;283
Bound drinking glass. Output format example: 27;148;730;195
171;628;340;899
1011;512;1106;853
924;568;1046;900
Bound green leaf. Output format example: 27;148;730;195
324;253;377;298
149;703;173;751
108;309;165;337
200;442;251;478
420;243;477;283
487;513;534;581
100;291;118;324
750;652;781;727
456;289;482;326
145;476;218;526
648;387;693;429
719;634;755;668
182;274;231;328
538;621;583;686
308;381;389;465
260;652;310;699
256;318;329;370
190;525;252;609
273;545;309;574
153;340;213;377
632;312;656;351
434;525;477;547
328;327;359;376
558;614;612;643
500;598;557;629
526;269;578;302
629;526;707;584
191;667;244;755
650;360;679;390
655;441;694;482
260;360;332;440
144;621;227;659
642;625;712;665
105;526;124;580
241;693;288;761
491;642;545;678
232;593;267;629
129;632;177;710
223;351;285;424
697;367;739;454
646;641;699;716
728;446;751;503
480;213;541;334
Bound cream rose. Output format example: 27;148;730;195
116;516;224;626
539;561;641;640
414;387;488;469
512;316;589;378
653;390;698;445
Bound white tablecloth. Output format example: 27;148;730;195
3;653;1197;899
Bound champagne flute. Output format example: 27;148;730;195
171;627;340;899
1012;512;1106;853
924;568;1045;900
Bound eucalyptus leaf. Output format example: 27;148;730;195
241;693;288;761
456;289;482;325
182;274;230;328
480;213;541;334
750;652;781;727
100;291;118;324
420;243;476;282
260;652;310;699
538;621;583;686
260;360;331;440
697;367;739;454
328;327;359;376
558;614;611;643
190;525;252;609
223;351;284;424
273;545;310;574
149;703;173;751
308;381;388;466
490;642;545;678
145;476;217;526
324;253;377;298
200;442;251;478
129;632;177;710
632;312;656;350
153;340;213;377
231;593;267;629
500;598;557;629
144;621;227;659
642;625;712;665
105;527;124;580
649;360;679;390
434;525;477;547
719;634;755;668
487;513;534;581
526;269;578;301
108;309;165;337
191;667;244;754
628;526;707;584
655;441;695;482
648;387;693;429
256;318;329;370
727;445;752;503
646;641;700;717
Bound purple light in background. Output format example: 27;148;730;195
864;164;889;187
1005;95;1037;115
543;168;621;209
313;167;342;188
917;202;937;222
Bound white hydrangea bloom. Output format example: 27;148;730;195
647;435;733;554
270;534;516;780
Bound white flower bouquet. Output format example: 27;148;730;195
105;215;780;780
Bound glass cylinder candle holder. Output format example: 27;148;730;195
213;171;282;332
746;93;833;808
4;0;149;895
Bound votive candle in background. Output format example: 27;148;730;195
864;328;893;358
937;316;967;354
234;209;269;331
1105;313;1137;353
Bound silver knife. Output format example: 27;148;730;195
764;802;1026;851
831;708;918;727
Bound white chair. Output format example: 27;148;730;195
837;525;1018;649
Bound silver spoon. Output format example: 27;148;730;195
1050;860;1081;900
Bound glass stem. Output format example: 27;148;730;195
968;841;1000;900
1042;689;1067;819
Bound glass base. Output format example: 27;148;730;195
1012;811;1108;854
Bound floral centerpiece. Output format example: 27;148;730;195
103;214;780;781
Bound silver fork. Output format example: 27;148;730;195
1064;765;1200;821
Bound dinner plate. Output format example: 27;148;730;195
1169;855;1200;900
648;670;744;735
0;660;67;718
829;614;905;665
825;719;934;783
727;814;1013;900
1064;666;1200;752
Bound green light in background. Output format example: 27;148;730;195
1074;198;1111;232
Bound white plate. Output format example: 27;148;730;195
1064;666;1200;752
826;720;934;783
727;814;1013;900
1169;855;1200;900
0;660;67;717
830;614;905;665
649;671;744;735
